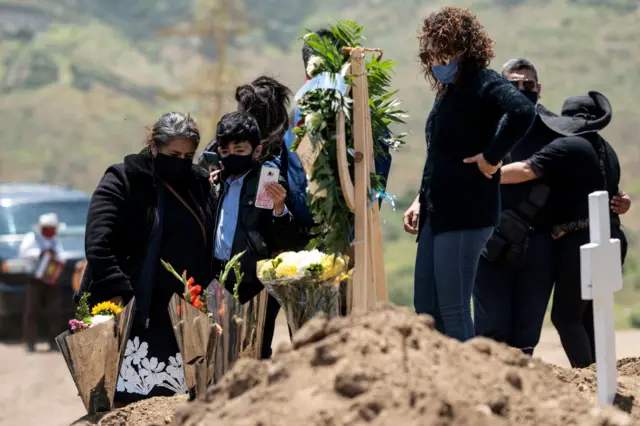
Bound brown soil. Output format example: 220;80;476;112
162;304;637;426
71;395;188;426
14;305;640;426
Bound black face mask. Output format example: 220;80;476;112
520;89;539;105
153;153;192;182
220;153;255;176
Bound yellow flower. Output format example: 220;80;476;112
91;301;123;317
259;260;274;278
320;255;346;280
275;263;298;279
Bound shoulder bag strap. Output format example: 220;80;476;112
158;178;207;245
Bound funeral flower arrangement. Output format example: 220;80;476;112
257;250;349;332
161;255;245;396
68;293;123;333
162;251;245;316
162;260;209;314
291;21;408;255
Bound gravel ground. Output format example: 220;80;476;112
1;316;638;426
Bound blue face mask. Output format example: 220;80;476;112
432;60;458;84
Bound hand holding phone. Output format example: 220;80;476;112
255;166;281;210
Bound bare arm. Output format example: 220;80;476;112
500;161;539;184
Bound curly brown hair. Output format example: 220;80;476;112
418;7;495;94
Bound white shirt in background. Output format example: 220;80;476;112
18;232;64;271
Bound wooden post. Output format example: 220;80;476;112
349;48;371;312
580;191;623;405
342;47;388;312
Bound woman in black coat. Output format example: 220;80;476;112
501;91;627;368
403;7;536;341
79;112;214;404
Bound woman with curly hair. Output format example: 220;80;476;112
403;6;536;341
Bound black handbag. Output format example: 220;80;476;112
483;184;549;268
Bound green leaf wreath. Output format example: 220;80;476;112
291;20;408;255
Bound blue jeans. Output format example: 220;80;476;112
472;230;554;355
414;219;493;341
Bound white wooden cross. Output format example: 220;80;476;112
580;191;623;405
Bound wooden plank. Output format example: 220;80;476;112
336;111;356;212
361;69;388;305
349;47;370;312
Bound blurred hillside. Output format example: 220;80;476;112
1;0;640;323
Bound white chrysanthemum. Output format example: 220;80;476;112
306;55;323;77
340;62;351;76
304;112;319;130
295;250;325;274
90;314;113;328
276;251;299;264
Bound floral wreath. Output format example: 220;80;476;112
291;21;408;255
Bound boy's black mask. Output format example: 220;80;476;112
220;153;254;176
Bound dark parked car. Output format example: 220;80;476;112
0;182;89;340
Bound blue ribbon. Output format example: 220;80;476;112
294;72;348;102
368;188;397;210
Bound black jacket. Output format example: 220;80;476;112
212;164;299;303
500;105;560;229
527;90;621;231
419;67;536;236
78;150;214;308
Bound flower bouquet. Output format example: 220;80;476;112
206;252;269;382
257;250;349;333
55;294;136;414
163;260;222;398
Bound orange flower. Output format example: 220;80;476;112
187;277;195;286
191;297;204;311
188;284;202;300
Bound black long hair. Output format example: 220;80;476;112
235;76;292;158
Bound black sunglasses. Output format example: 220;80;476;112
509;79;537;92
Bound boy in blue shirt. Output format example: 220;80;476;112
211;111;298;358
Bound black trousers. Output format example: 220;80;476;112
23;278;62;348
261;294;283;359
473;231;555;355
212;258;289;360
551;227;627;368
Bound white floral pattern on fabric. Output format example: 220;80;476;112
116;337;187;395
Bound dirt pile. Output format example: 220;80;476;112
71;395;188;426
551;358;640;420
168;304;634;426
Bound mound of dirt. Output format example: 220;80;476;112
551;358;640;420
168;304;634;426
71;395;188;426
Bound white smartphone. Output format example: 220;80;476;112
255;165;280;209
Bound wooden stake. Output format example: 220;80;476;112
349;48;370;312
361;73;388;303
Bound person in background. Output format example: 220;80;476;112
403;7;535;342
472;58;559;355
474;58;632;356
79;112;214;404
236;76;293;160
20;212;64;353
280;28;394;248
211;111;298;359
234;75;297;342
500;91;626;368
